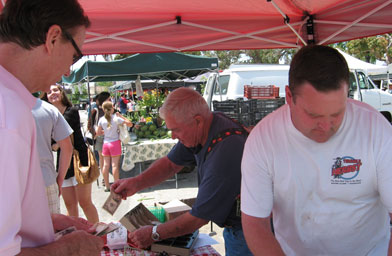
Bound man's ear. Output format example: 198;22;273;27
45;24;62;55
285;85;293;106
194;115;203;127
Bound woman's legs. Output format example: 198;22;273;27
111;155;121;182
102;155;111;190
62;186;79;217
98;151;104;174
76;183;99;223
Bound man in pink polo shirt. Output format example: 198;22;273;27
0;0;103;255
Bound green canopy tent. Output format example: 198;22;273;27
108;80;204;92
62;52;218;83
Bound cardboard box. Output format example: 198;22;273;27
119;203;160;232
151;230;199;256
161;199;192;221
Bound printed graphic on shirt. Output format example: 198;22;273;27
330;156;362;185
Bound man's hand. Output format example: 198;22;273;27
111;177;139;200
52;214;95;233
59;230;104;255
128;225;154;249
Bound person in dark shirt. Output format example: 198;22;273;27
119;93;129;115
112;87;252;256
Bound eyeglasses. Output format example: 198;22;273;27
62;30;83;64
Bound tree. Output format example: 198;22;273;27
335;34;392;64
114;54;132;60
243;49;296;64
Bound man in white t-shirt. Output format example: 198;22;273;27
241;45;392;255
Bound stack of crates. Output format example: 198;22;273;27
212;100;252;127
250;98;285;124
213;98;285;126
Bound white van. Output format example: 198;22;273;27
204;64;392;122
203;64;289;104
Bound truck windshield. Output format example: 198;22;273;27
214;75;230;95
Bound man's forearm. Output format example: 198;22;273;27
57;137;73;183
242;213;284;256
18;240;71;256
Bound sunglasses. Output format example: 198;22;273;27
63;30;83;64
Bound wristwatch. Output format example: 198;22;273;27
151;225;161;242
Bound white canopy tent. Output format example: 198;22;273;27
337;49;388;75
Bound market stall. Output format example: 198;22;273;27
62;52;218;83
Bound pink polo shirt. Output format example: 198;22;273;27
0;65;54;255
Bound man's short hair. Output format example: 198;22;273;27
289;45;349;100
159;87;210;125
0;0;90;50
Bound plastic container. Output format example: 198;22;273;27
148;205;166;223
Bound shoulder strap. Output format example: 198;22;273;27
203;113;249;161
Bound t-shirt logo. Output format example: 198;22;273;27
331;156;362;184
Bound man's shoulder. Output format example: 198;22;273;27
0;84;34;130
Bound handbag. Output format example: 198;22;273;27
71;135;100;184
84;130;95;146
118;122;131;144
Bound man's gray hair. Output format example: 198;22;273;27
159;87;210;124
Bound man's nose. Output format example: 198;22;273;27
317;119;332;131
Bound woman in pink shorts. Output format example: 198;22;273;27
96;101;134;191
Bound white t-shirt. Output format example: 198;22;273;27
98;115;124;143
241;99;392;256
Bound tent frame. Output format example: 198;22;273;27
82;0;392;53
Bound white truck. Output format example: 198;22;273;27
203;64;392;122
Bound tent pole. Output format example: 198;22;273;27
86;62;91;110
268;0;307;46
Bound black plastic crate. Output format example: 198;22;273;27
250;98;285;111
213;100;251;114
253;110;275;122
222;112;252;127
213;100;241;113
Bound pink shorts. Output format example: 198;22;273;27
102;140;122;157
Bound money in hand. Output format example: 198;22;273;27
93;222;120;236
102;191;122;215
54;226;77;241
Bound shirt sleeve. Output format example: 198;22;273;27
167;142;197;166
115;116;124;125
52;110;73;142
241;126;274;218
0;130;26;255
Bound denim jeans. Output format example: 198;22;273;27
223;226;253;256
